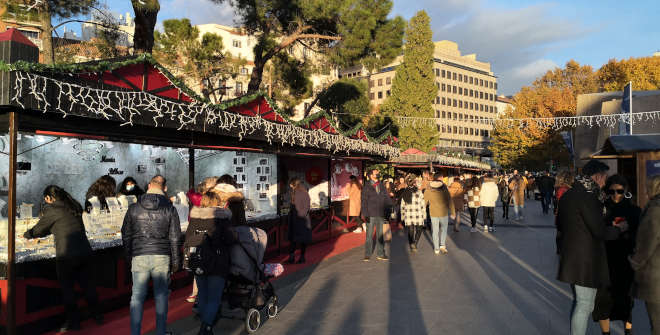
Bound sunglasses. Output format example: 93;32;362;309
606;189;625;195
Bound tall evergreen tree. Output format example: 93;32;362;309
381;10;437;152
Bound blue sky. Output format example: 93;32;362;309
57;0;660;95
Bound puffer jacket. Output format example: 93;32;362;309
480;179;499;207
121;191;182;270
24;201;92;259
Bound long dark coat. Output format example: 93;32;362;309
361;180;392;218
592;198;641;322
630;195;660;303
289;187;312;244
557;181;621;288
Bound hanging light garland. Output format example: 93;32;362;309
11;71;400;158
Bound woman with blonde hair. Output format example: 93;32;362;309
553;169;575;255
630;175;660;335
288;178;311;263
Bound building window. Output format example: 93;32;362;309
378;79;383;86
459;101;463;108
495;82;498;90
240;68;248;75
232;40;241;48
441;83;446;92
459;113;463;121
453;126;457;134
452;86;457;94
386;77;391;85
386;90;391;97
369;80;374;87
470;128;474;135
458;87;463;95
480;91;484;99
453;99;457;107
453;72;457;80
378;91;383;99
469;102;474;110
236;82;243;93
442;111;446;118
459;74;463;81
469;89;473;97
442;97;446;105
480;79;484;86
442;70;446;78
369;93;374;100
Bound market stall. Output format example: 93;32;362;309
0;29;398;334
592;134;660;208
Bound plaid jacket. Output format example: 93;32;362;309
466;186;481;208
400;188;427;226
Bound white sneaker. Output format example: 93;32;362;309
470;227;477;233
439;246;448;254
434;249;440;254
353;228;363;233
484;226;489;232
489;227;495;232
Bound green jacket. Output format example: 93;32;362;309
424;183;455;218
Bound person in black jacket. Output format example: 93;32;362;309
121;175;181;335
361;168;392;261
23;185;102;332
557;160;628;335
538;171;556;215
593;174;640;335
117;176;145;197
184;192;236;335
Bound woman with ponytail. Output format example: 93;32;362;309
24;185;103;332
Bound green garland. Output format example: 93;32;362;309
1;54;397;148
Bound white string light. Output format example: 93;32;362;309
12;72;400;158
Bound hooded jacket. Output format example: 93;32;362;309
424;182;455;218
184;206;235;277
121;190;182;270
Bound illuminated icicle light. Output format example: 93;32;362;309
12;72;400;159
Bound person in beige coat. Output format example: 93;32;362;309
348;175;365;233
448;175;466;232
509;174;527;220
425;173;456;254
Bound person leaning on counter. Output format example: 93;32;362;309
23;185;103;333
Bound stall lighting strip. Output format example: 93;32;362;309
194;145;263;152
35;130;107;141
295;152;329;157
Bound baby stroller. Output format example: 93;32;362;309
222;226;280;333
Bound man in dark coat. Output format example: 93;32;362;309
122;175;181;335
361;168;392;261
557;160;628;335
539;171;556;215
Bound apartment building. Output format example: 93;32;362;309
82;11;135;47
0;5;44;53
496;95;515;117
341;40;498;153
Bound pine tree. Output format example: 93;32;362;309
381;10;437;152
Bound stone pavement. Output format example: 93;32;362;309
158;199;652;335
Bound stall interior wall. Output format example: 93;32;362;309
280;156;329;209
0;134;189;217
194;151;278;217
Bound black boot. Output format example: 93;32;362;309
624;328;633;335
286;253;295;264
198;322;214;335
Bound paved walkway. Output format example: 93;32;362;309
160;200;652;335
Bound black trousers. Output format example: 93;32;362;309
647;301;660;335
501;200;510;218
468;208;479;227
482;207;495;227
56;256;100;325
407;225;423;246
290;242;307;257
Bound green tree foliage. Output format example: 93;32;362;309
267;53;313;115
380;10;437;152
154;19;244;103
4;0;98;64
209;0;405;93
318;78;370;126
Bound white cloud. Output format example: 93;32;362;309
159;0;237;27
392;1;593;95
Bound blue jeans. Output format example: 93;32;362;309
365;216;385;258
130;255;171;335
570;284;597;335
195;275;226;325
541;191;553;213
513;198;524;218
431;216;449;250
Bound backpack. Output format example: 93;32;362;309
184;232;222;275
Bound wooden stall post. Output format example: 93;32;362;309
6;111;18;335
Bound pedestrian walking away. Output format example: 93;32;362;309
121;175;182;335
449;175;466;231
629;175;660;335
425;173;456;254
287;178;312;264
361;168;392;261
480;174;499;232
466;175;482;232
556;160;628;335
23;185;103;332
593;174;640;335
498;176;512;220
400;173;427;252
509;173;527;221
539;171;556;215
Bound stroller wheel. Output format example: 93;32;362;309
245;308;261;333
267;301;278;319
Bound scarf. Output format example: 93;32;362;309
576;175;605;203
